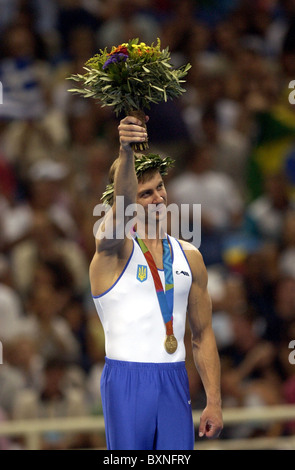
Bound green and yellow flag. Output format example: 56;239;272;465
247;93;295;201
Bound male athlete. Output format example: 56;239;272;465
90;115;223;450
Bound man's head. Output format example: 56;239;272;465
136;170;168;229
101;153;174;207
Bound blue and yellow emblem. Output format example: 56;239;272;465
137;264;147;282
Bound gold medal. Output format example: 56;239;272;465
164;334;178;354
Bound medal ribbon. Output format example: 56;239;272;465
136;235;174;336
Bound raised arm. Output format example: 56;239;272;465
96;115;147;255
184;243;223;439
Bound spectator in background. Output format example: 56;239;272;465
219;308;283;438
0;360;26;420
211;274;247;352
5;335;43;391
278;210;295;279
5;165;89;295
0;0;20;34
25;159;76;239
0;254;24;342
160;0;203;67
168;143;243;265
51;25;97;116
64;109;113;179
57;0;100;54
200;108;249;200
272;275;295;343
0;22;49;120
0;113;69;179
0;407;20;450
242;249;279;342
61;295;93;373
12;357;88;449
97;0;160;49
245;172;295;243
21;283;81;363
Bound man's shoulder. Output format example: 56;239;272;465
176;238;199;253
176;240;208;287
174;238;204;267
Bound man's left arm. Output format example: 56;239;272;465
185;244;223;439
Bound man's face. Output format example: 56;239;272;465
136;172;167;227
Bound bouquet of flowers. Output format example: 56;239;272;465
67;38;191;150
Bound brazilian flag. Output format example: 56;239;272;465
247;95;295;201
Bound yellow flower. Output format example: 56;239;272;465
131;42;154;55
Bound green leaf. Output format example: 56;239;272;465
163;87;167;102
150;85;164;92
130;77;143;82
97;76;113;81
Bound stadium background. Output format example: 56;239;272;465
0;0;295;449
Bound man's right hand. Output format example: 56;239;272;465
118;115;148;149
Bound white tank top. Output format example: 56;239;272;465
92;235;192;363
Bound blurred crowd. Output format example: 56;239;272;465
0;0;295;449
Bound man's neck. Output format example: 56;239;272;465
135;221;165;247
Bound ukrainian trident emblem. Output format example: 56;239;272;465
137;265;147;282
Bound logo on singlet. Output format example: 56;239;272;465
176;270;190;276
137;265;148;282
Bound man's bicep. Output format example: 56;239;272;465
187;280;212;340
186;250;212;340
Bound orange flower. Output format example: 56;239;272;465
110;45;128;56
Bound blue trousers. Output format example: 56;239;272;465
100;358;195;450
